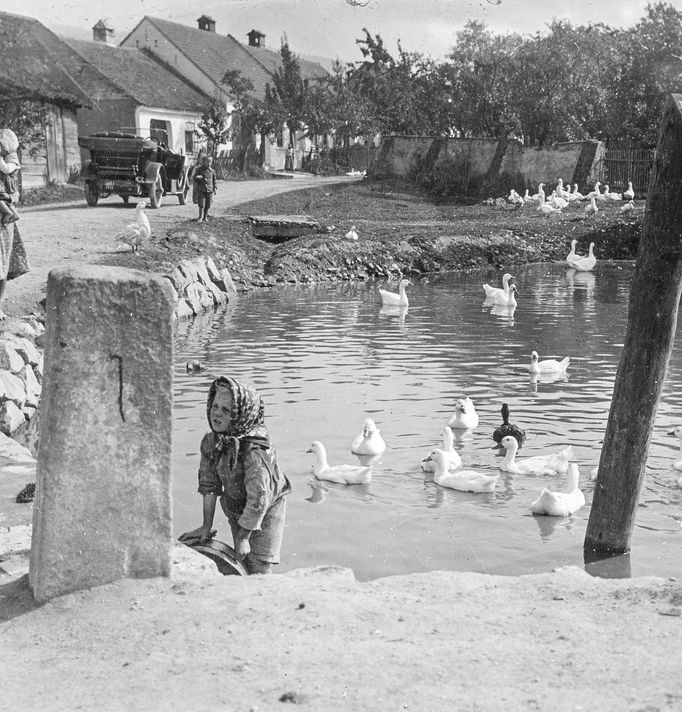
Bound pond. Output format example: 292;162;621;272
173;262;682;581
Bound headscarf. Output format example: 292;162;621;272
206;376;269;470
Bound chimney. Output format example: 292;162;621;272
247;29;265;48
197;15;216;33
92;18;115;45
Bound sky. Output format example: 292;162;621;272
4;0;680;64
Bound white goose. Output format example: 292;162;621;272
351;417;386;456
556;178;571;199
500;435;574;475
379;278;411;307
344;225;359;240
623;181;635;201
603;184;622;201
448;395;479;430
530;183;545;202
620;200;635;213
491;284;517;308
115;201;151;252
307;441;372;485
425;449;499;493
584;196;598;216
571;184;585;200
549;190;568;209
537;196;562;216
530;463;585;516
530;351;570;374
566;239;579;267
483;273;515;303
421;425;462;472
584;181;603;200
571;242;596;271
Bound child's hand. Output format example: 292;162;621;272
234;529;251;560
178;526;216;543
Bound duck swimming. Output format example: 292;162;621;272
351;417;386;456
306;441;372;485
530;463;585;516
492;403;526;447
448;396;479;430
499;435;573;475
421;425;462;472
379;278;411;307
529;351;570;374
482;273;515;304
424;449;499;493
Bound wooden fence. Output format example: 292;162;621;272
598;147;654;198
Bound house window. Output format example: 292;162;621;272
150;119;170;145
185;131;195;154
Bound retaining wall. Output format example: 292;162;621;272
371;135;604;191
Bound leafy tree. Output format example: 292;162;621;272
0;96;47;158
197;95;231;159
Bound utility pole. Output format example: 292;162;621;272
584;94;682;560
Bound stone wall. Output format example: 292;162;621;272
370;135;604;192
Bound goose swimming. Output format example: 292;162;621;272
500;435;573;475
379;278;411;307
448;395;479;430
424;449;499;493
351;417;386;456
571;242;596;271
492;403;526;446
530;351;570;374
306;441;372;485
483;273;515;303
530;463;585;516
421;425;462;472
566;239;580;267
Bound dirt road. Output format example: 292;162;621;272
7;173;360;317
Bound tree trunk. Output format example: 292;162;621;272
584;93;682;561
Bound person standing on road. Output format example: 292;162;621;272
192;154;217;223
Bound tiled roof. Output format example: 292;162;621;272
67;39;208;111
0;12;93;106
239;41;329;82
125;17;328;100
135;16;273;99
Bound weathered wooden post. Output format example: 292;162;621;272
29;266;175;601
584;94;682;560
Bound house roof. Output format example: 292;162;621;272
67;39;208;112
240;41;329;83
121;16;328;100
0;12;93;106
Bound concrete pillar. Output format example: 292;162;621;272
29;266;175;602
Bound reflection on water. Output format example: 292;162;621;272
173;262;682;581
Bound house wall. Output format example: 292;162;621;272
371;136;604;192
20;103;80;188
136;106;205;156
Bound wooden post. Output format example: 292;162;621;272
584;94;682;560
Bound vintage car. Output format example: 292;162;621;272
77;132;192;208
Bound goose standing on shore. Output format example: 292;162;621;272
115;201;151;252
623;181;635;201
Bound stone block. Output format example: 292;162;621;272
18;363;41;408
167;266;190;292
7;335;41;367
0;369;26;407
0;400;26;435
32;356;44;385
191;257;213;287
206;281;228;306
175;298;195;320
178;259;199;283
216;267;238;300
185;282;214;312
0;342;25;373
205;256;222;282
29;266;175;602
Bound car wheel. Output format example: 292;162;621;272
149;175;163;208
85;182;99;207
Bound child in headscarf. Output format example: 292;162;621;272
0;128;21;226
180;376;291;574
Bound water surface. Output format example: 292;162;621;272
174;263;682;580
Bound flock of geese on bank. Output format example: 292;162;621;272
506;178;636;218
306;254;682;513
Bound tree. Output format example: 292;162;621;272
197;95;231;159
0;95;48;158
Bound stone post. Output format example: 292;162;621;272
29;266;175;602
